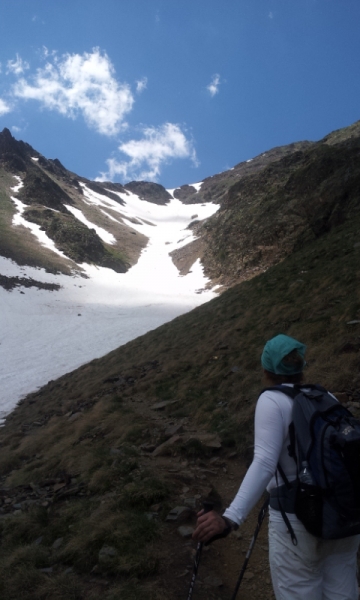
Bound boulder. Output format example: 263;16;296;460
152;434;181;457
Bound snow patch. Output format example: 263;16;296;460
166;188;179;198
189;181;203;192
64;205;116;245
10;177;67;258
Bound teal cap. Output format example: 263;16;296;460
261;334;306;375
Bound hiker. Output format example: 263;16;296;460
192;334;360;599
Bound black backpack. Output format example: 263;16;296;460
267;384;360;541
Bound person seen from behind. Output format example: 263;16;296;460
193;334;360;599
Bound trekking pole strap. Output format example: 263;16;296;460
274;469;298;545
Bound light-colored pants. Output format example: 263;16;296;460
269;515;360;599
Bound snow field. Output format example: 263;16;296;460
0;181;219;418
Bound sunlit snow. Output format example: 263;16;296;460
189;181;203;192
65;204;116;244
11;177;67;259
1;182;219;419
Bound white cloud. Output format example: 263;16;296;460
12;48;134;136
7;54;30;75
98;123;198;182
136;77;148;94
0;99;11;116
207;74;220;97
269;11;274;19
11;125;21;133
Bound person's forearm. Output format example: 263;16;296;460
223;457;273;524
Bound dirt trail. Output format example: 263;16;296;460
123;392;275;600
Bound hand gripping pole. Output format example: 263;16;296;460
186;501;213;600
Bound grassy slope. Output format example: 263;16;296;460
0;206;359;598
0;135;139;274
0;167;76;274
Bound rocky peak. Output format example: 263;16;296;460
0;127;38;171
124;181;172;205
0;127;20;155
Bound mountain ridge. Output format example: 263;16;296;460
2;120;359;289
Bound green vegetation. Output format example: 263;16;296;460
24;207;129;273
0;167;75;273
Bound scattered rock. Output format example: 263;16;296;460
98;545;118;563
164;423;184;438
165;506;192;522
177;525;194;538
145;512;159;521
243;571;255;580
185;433;222;449
151;400;179;411
34;536;43;546
140;443;157;452
68;412;82;423
53;482;66;492
183;497;197;509
51;537;63;550
152;434;182;457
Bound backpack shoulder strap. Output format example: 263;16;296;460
262;384;329;400
261;384;298;398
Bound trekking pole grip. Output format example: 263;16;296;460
202;501;214;514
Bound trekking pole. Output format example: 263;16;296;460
187;501;214;600
230;495;269;600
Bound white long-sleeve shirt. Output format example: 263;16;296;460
223;385;297;525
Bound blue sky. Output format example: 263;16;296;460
0;0;359;188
